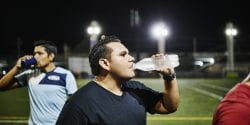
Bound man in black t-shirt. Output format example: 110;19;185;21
56;35;180;125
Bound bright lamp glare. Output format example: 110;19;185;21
225;28;238;36
87;21;101;35
151;22;169;39
87;27;101;35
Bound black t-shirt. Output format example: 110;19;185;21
56;80;162;125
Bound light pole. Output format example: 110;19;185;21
150;22;169;53
87;20;101;50
225;22;238;71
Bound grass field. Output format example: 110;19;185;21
0;78;240;125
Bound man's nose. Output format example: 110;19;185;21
34;54;38;60
129;55;135;62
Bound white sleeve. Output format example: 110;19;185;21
14;69;32;87
65;71;78;95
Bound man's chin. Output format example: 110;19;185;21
126;74;135;80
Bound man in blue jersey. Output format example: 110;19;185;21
56;35;180;125
0;40;78;125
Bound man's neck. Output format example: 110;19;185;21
43;63;56;72
94;76;123;96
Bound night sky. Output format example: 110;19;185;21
1;0;249;59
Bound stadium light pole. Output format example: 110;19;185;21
225;22;238;71
87;20;101;50
150;22;169;53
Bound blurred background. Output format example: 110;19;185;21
0;0;249;124
1;0;249;78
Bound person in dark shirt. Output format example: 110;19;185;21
56;35;180;125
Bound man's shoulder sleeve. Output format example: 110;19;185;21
14;69;33;87
124;80;162;114
65;70;78;95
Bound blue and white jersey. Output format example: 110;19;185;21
15;67;77;125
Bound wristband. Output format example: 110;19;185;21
163;72;176;81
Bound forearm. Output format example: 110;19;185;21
151;53;180;113
0;66;20;90
162;78;180;112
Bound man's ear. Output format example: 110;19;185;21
49;53;55;61
99;58;110;71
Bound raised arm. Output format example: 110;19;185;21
152;54;180;114
0;57;22;91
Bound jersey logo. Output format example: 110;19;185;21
48;75;60;81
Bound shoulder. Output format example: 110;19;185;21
123;80;147;90
54;67;70;73
71;81;99;99
53;67;74;76
231;83;250;93
123;80;159;94
68;81;102;106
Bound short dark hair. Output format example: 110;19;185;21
33;40;57;61
88;35;121;75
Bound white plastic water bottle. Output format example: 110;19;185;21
134;54;180;71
